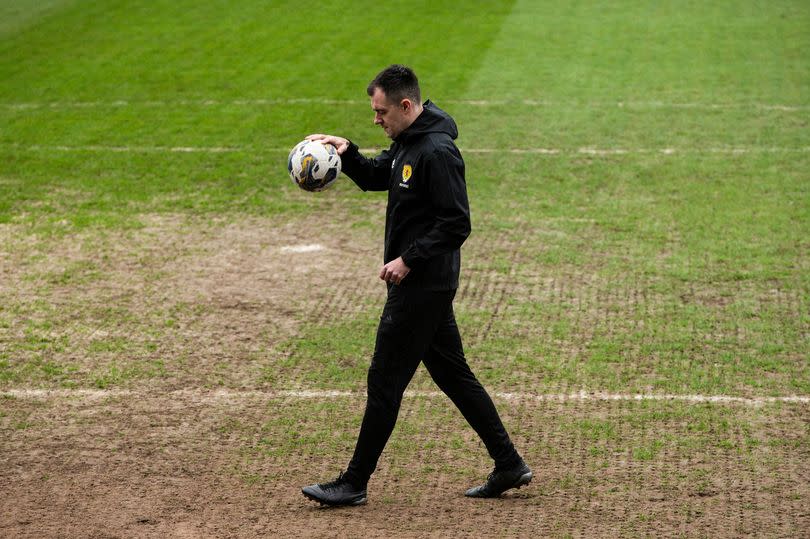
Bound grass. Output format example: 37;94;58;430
0;0;807;399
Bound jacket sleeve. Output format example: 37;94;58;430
400;147;471;267
340;141;393;192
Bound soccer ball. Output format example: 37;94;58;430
287;140;341;192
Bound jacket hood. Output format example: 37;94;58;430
395;100;458;143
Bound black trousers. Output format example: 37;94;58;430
344;285;520;487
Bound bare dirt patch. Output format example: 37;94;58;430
0;212;384;388
1;391;807;538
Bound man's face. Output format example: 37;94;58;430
370;87;410;139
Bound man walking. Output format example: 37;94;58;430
302;65;531;506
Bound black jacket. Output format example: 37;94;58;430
341;101;471;290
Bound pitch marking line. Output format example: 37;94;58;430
9;144;810;156
2;388;807;406
2;99;807;111
15;144;240;153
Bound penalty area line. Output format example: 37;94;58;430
2;388;808;406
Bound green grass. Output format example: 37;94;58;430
0;0;510;101
0;0;807;397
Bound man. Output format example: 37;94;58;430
301;65;531;506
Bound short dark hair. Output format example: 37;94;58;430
367;64;421;105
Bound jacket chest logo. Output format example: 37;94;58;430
398;163;413;189
401;164;412;182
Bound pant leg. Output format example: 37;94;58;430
344;285;454;487
421;298;521;469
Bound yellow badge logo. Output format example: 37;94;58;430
402;164;412;182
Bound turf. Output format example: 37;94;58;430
1;0;808;396
1;1;809;535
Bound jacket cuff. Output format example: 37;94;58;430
343;141;359;158
401;247;424;269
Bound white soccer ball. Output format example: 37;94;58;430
287;140;341;192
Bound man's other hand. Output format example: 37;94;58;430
379;257;411;285
306;134;350;154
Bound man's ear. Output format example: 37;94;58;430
401;98;413;112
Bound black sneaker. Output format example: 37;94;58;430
465;460;532;498
302;472;367;506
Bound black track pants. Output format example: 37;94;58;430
343;285;520;487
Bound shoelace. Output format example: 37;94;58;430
321;472;349;491
488;466;518;482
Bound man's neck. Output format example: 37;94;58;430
402;104;424;131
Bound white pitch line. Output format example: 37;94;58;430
614;101;808;112
463;148;561;155
0;99;369;110
2;388;807;406
14;144;241;153
7;144;810;156
1;99;807;111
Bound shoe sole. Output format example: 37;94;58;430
465;471;533;498
302;490;367;507
498;471;533;494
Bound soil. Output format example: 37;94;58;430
1;214;808;537
2;390;808;538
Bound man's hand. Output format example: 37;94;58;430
306;134;350;155
379;257;411;285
